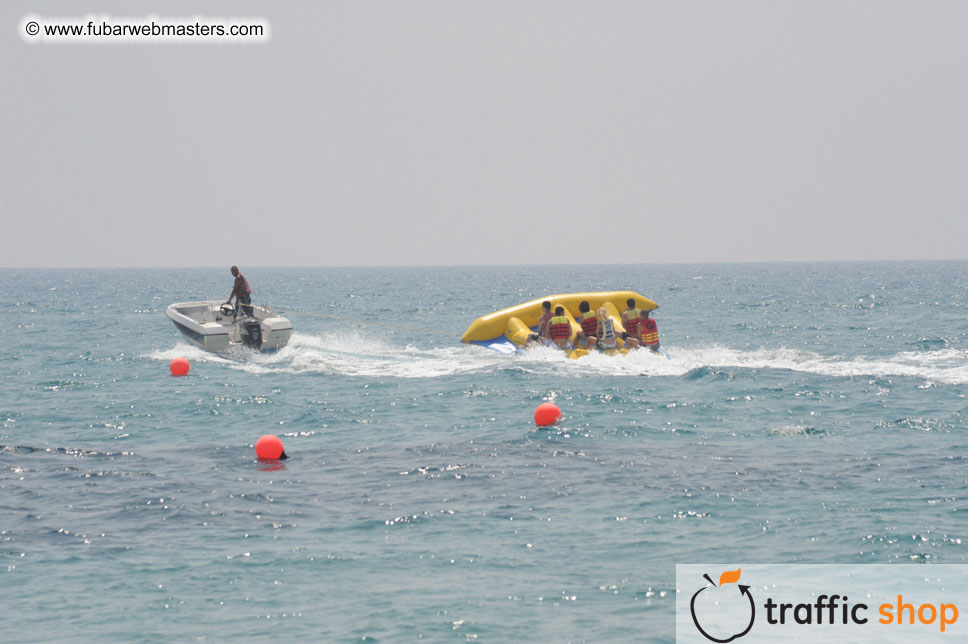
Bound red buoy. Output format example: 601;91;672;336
534;402;561;427
255;434;287;460
169;357;190;377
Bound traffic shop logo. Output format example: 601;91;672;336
684;566;961;642
689;568;755;643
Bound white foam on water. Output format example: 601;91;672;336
146;342;235;366
487;345;968;383
633;345;968;384
147;333;508;378
146;336;968;383
770;425;813;437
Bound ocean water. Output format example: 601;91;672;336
2;262;967;643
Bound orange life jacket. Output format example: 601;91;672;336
641;318;659;345
579;311;598;337
549;316;572;340
623;309;641;336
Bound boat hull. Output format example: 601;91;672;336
165;300;293;352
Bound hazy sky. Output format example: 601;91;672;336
3;1;967;267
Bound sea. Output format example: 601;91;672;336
1;262;967;643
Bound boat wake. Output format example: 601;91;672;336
663;346;968;385
147;334;968;384
148;332;507;378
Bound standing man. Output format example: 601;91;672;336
226;266;253;317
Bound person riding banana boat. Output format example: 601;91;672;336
596;306;635;350
576;301;599;350
638;309;660;352
622;297;643;339
547;306;574;350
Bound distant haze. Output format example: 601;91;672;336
3;1;967;267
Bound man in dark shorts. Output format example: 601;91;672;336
226;266;253;317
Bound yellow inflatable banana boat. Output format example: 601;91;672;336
461;291;658;359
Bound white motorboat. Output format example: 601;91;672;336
165;300;293;352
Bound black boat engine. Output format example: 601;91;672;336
240;319;263;349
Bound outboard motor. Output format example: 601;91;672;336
240;319;263;349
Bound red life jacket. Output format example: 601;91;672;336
641;318;659;345
623;309;641;336
579;311;598;337
549;316;572;340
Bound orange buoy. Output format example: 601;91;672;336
169;357;190;377
534;402;561;427
255;434;288;460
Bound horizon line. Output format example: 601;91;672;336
1;258;967;270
